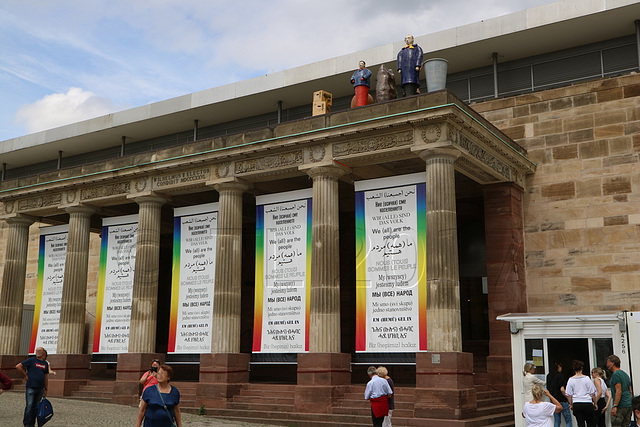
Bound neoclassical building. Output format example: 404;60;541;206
1;1;640;425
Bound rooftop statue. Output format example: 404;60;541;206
375;65;396;103
350;60;374;107
397;34;423;96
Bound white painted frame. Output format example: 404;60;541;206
499;312;628;427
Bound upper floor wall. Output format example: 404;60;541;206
474;73;640;312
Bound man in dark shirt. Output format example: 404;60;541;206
547;362;573;427
16;346;49;427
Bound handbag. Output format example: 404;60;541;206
37;397;54;427
155;385;177;427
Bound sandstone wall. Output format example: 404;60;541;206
474;73;640;312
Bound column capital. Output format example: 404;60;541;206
4;214;35;227
212;178;250;194
415;146;461;163
131;194;168;206
301;163;349;180
64;205;99;216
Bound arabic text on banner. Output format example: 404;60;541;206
30;225;69;354
168;203;218;353
355;173;427;352
93;215;138;354
253;189;312;353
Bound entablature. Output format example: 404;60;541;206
0;91;535;219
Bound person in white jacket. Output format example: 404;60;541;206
523;362;546;403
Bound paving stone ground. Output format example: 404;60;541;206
0;390;283;426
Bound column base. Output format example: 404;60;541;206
295;353;351;413
415;352;477;419
112;352;164;405
46;354;91;396
196;353;250;409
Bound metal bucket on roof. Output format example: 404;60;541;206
423;58;448;92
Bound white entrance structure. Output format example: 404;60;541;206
498;312;640;427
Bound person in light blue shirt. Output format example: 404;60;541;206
364;366;393;427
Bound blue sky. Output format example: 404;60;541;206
0;0;556;141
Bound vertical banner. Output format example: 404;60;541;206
355;172;427;352
92;215;138;354
168;203;218;353
253;189;312;353
30;225;69;354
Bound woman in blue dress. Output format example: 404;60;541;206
136;364;182;427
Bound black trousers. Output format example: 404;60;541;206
573;402;596;427
594;397;606;427
371;409;384;427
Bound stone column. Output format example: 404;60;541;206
197;180;250;409
210;180;249;353
483;183;526;397
420;147;462;352
128;195;166;353
294;164;351;414
307;165;345;353
51;206;96;396
57;206;96;354
0;215;34;355
115;195;165;405
414;147;476;420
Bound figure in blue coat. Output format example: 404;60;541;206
397;34;423;96
351;60;373;107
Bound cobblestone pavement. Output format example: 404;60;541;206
0;391;283;426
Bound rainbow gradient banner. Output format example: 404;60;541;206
354;173;427;352
30;225;68;354
93;215;138;354
168;203;218;354
253;189;312;353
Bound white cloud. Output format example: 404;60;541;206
14;88;118;133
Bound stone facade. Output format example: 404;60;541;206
2;71;639;423
473;73;640;312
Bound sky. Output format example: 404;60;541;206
0;0;558;142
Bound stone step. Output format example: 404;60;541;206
476;390;507;400
69;389;113;400
200;407;373;425
198;414;371;427
240;383;298;391
231;395;295;405
72;384;113;393
333;406;414;418
393;412;515;427
234;389;296;398
476;402;515;417
226;402;296;412
197;408;516;427
334;399;414;410
66;395;114;404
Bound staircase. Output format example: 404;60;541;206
66;380;515;427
